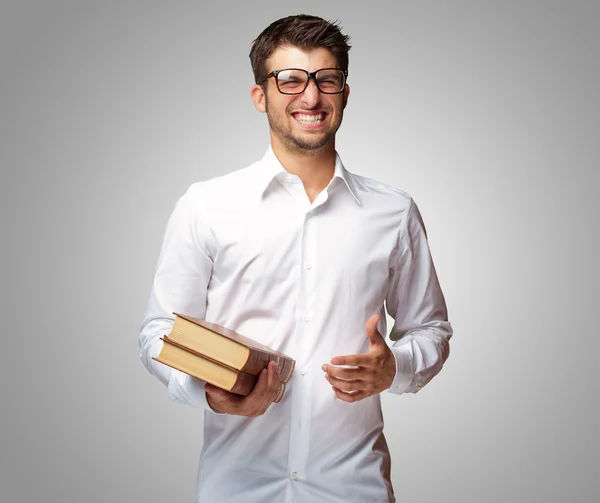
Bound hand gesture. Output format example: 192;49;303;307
322;314;396;403
205;361;281;416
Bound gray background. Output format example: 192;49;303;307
1;1;598;502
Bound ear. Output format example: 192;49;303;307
342;84;350;109
251;84;266;113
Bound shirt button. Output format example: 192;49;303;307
301;370;306;375
291;472;298;480
303;315;310;322
304;263;312;270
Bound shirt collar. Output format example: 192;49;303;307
258;145;361;205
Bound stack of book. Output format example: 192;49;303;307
153;312;295;403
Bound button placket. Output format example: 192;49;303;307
286;207;316;481
300;210;317;331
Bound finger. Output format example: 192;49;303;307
332;386;368;403
322;364;363;380
267;361;280;402
269;361;280;401
248;368;269;399
267;361;273;393
325;373;364;392
251;363;277;403
365;314;382;345
256;363;278;413
330;354;369;367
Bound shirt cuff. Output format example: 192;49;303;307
387;343;417;394
167;370;224;413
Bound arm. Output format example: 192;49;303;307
139;184;283;414
385;198;453;394
138;184;217;411
321;198;452;401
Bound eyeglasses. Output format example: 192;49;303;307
261;68;348;95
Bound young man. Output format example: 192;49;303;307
140;14;452;503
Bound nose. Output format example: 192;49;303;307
300;77;320;107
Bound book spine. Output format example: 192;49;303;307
273;381;285;403
239;348;272;375
239;350;292;383
279;357;295;383
246;352;293;384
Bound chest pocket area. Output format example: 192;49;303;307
214;210;302;290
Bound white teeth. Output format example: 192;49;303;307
295;113;324;124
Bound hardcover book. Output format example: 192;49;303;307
152;313;295;402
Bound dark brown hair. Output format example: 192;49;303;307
249;14;351;84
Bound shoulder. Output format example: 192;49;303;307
347;170;414;212
188;161;263;194
181;160;264;209
344;170;429;242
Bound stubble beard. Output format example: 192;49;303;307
265;93;343;157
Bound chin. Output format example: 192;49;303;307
288;136;333;153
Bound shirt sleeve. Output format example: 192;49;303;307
385;198;453;395
138;184;221;412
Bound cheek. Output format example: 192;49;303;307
269;99;292;117
327;96;344;112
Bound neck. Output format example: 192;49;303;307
270;135;337;192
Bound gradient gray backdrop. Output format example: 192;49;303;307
1;1;598;502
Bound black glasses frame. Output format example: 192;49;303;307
260;68;349;95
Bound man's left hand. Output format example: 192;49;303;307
322;314;396;403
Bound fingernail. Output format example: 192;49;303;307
321;364;327;371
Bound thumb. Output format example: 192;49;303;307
366;314;382;346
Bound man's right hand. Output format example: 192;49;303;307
204;361;281;416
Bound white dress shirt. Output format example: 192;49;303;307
139;146;452;503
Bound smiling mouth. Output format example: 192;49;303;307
292;112;327;125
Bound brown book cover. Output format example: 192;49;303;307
154;337;285;402
172;312;295;383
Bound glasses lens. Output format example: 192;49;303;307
276;69;308;94
315;69;345;93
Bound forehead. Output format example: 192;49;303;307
266;46;338;72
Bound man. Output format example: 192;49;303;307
140;14;452;503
